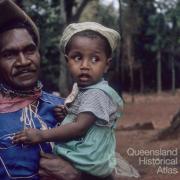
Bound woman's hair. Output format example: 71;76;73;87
65;30;112;58
0;20;38;46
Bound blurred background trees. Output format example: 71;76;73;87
14;0;180;97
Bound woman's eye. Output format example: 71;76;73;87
1;51;16;60
24;45;37;55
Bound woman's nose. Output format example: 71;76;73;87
16;52;31;66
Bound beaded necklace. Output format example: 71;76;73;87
0;81;43;98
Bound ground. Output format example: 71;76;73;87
114;91;180;180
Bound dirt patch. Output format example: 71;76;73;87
115;91;180;180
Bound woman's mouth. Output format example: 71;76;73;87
14;69;36;77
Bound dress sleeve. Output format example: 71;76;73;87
78;89;117;123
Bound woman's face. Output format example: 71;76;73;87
0;28;40;90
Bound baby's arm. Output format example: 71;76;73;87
13;112;96;145
42;112;96;142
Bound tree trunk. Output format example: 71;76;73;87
72;0;90;22
129;62;134;103
118;0;124;91
127;35;134;103
140;64;144;94
171;55;176;95
58;0;69;97
157;50;162;94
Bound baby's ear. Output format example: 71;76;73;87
104;58;112;73
64;55;69;62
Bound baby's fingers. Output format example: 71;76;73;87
13;136;27;144
13;132;27;144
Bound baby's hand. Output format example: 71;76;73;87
54;105;67;122
13;128;42;145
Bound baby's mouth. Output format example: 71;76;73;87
79;74;90;81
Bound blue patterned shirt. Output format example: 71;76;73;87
0;91;64;180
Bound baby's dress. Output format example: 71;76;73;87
54;80;122;177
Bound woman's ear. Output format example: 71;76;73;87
104;58;112;73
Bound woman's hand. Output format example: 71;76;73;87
54;105;67;122
39;152;81;180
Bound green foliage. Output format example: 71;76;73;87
96;3;119;30
79;0;99;22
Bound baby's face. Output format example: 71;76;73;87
65;36;111;87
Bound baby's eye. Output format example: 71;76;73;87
73;55;81;62
91;56;99;63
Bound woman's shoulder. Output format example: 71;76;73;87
40;91;64;105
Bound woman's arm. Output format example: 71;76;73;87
39;152;81;180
